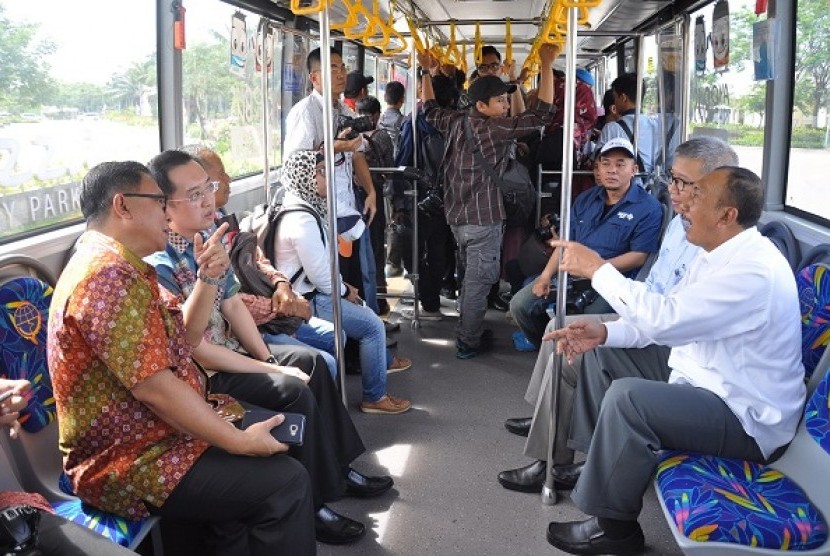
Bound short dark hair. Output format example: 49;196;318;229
481;45;501;61
147;150;197;197
611;73;641;103
716;166;764;228
356;95;382;116
81;161;151;223
432;75;459;108
306;46;342;73
384;81;405;105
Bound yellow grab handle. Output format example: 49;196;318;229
290;0;327;16
406;17;426;53
330;0;358;30
474;21;483;65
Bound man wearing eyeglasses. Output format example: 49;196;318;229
498;138;739;498
284;46;381;314
145;150;394;545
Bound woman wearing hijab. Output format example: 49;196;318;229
271;150;412;415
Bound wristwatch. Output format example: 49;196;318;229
265;355;278;364
197;270;225;287
418;68;432;77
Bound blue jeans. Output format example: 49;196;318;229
359;228;379;313
261;317;341;379
310;293;389;402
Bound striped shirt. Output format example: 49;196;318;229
424;99;555;226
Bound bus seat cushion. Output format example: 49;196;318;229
806;370;830;455
798;264;830;379
656;451;828;550
0;277;56;433
52;499;146;548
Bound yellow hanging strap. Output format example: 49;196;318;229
363;0;387;47
459;42;468;83
474;21;483;65
344;1;374;40
330;0;358;30
380;0;406;55
406;16;426;54
444;20;461;66
505;18;513;65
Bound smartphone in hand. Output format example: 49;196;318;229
241;409;305;446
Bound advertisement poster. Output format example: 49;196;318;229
712;0;730;72
694;16;707;74
753;18;775;81
230;12;247;76
256;18;274;73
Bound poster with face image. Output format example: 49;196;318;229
230;12;247;76
256;18;274;73
694;16;707;74
712;0;730;72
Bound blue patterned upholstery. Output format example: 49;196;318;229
53;499;149;548
656;451;827;550
0;274;154;549
0;277;55;433
797;264;830;380
806;370;830;457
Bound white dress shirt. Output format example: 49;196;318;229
594;227;805;458
644;215;701;294
283;89;361;220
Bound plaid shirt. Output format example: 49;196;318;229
424;98;555;226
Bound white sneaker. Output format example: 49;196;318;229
400;307;444;321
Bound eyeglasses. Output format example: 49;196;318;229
122;192;167;210
477;62;501;73
667;172;696;192
167;181;220;205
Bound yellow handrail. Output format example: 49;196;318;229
505;18;513;64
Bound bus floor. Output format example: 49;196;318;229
321;282;682;555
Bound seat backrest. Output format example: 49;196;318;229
0;258;70;503
760;220;801;272
634;203;672;282
800;243;830;272
796;263;830;380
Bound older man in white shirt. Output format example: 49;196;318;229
544;166;805;555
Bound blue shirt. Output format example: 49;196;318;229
571;183;663;278
644;214;701;294
145;230;241;351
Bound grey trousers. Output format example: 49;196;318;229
451;223;503;347
523;315;617;465
570;378;765;521
568;344;672;454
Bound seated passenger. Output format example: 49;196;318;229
271;150;412;415
498;137;738;494
145;150;393;544
509;137;663;349
545;166;805;554
48;162;316;554
180;144;341;380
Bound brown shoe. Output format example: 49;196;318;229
360;395;412;415
387;356;412;374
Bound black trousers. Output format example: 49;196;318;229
209;344;365;509
149;446;315;556
401;212;450;312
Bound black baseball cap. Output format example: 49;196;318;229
345;71;374;96
467;75;517;104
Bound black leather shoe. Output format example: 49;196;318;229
498;460;546;493
386;336;398;349
384;320;400;334
487;296;510;311
552;462;584;491
344;468;394;498
547;516;644;555
315;505;366;545
504;416;532;437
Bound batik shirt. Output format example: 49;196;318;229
48;231;211;519
145;230;242;354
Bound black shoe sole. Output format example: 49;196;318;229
504;424;530;437
546;527;644;555
316;529;366;545
344;482;394;498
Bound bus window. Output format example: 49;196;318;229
364;52;378;97
342;42;360;76
183;1;268;179
0;1;158;242
785;0;830;222
687;0;765;179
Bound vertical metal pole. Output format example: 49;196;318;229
632;35;645;172
409;48;421;327
679;15;692;144
261;21;271;201
542;6;578;506
655;28;667;176
320;8;348;404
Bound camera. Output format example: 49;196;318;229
336;115;374;139
0;505;41;555
534;212;561;242
216;212;240;233
417;188;445;218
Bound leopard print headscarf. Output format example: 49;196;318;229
282;149;327;220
